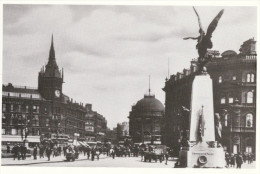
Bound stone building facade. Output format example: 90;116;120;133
163;38;256;155
129;91;165;145
2;36;106;146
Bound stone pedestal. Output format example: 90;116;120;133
189;74;215;142
178;73;225;168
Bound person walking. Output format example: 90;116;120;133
225;152;230;167
236;153;243;169
39;145;44;158
12;144;19;160
110;148;115;159
230;153;235;167
46;146;52;161
33;146;38;160
7;144;11;153
91;147;96;161
165;149;169;165
87;146;90;159
96;148;100;160
21;144;27;160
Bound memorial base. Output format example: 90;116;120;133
179;142;226;168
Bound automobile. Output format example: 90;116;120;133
66;151;79;161
143;145;166;163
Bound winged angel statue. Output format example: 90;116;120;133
184;7;224;71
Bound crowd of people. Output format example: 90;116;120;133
225;152;255;168
5;142;255;168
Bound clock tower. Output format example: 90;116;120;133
38;35;64;100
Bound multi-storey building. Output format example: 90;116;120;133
163;38;256;155
129;90;165;145
85;104;107;143
2;36;105;147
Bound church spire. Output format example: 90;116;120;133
49;34;55;62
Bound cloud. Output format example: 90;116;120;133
3;5;257;128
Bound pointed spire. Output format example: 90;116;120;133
49;34;55;62
149;75;151;96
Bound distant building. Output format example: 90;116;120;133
2;36;106;147
85;104;107;143
129;90;165;145
116;121;129;142
163;38;256;155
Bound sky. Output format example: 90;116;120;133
2;5;257;128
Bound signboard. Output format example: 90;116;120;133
85;126;94;132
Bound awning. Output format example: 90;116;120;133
78;141;90;147
2;135;40;143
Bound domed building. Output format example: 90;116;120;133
128;90;165;144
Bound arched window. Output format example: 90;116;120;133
247;74;251;82
46;119;50;127
218;76;222;83
247;91;253;103
251;74;255;82
246;73;255;83
246;113;253;127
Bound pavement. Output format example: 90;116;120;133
1;154;256;168
1;153;109;166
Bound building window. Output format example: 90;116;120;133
11;128;17;135
218;76;222;83
10;104;14;112
18;105;22;112
221;97;226;104
229;97;234;103
224;114;228;127
246;146;252;153
232;76;236;81
246;113;253;127
32;115;39;126
2;104;6;112
246;73;255;83
2;129;6;135
251;74;255;82
44;107;48;114
46;119;50;127
33;106;40;113
26;105;29;113
246;91;253;103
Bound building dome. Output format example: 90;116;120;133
134;94;165;113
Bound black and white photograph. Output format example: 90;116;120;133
0;0;259;172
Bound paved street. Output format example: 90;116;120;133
1;154;256;168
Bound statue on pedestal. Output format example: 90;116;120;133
183;7;224;72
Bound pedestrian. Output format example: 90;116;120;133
53;144;57;157
33;146;38;160
17;144;23;160
230;153;235;167
63;146;67;156
7;144;11;153
236;153;243;169
87;146;90;159
225;152;230;167
91;147;95;161
46;146;52;161
12;144;19;160
21;144;27;160
165;149;169;165
39;145;44;158
110;148;115;159
96;148;100;160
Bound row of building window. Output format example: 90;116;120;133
2;104;42;113
220;91;254;104
223;113;253;127
218;73;255;83
2;92;40;99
